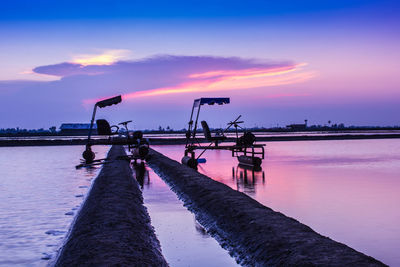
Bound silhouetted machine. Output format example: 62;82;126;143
77;95;149;168
183;97;265;169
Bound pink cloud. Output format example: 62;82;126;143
117;64;315;101
73;56;314;104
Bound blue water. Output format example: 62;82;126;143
0;145;108;266
0;145;239;266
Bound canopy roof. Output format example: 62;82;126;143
96;95;122;108
194;97;230;107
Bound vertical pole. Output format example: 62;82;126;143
261;146;265;159
87;104;98;144
193;105;201;139
188;102;196;133
186;102;196;147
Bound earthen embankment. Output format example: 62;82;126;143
54;145;168;266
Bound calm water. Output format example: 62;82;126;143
0;145;109;266
153;139;400;266
0;145;239;266
137;164;238;266
1;140;399;266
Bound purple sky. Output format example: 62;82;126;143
0;0;399;129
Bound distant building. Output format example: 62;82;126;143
286;119;308;130
59;123;97;135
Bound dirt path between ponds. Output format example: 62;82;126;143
147;148;387;267
54;145;168;267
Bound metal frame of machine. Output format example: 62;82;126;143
183;97;265;169
76;95;149;169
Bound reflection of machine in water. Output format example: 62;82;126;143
232;164;265;194
193;216;209;238
132;162;150;189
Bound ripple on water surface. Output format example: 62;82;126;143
0;145;109;266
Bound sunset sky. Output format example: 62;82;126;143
1;0;399;129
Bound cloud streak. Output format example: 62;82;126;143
120;64;314;101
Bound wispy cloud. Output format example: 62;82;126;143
17;69;60;81
120;63;314;101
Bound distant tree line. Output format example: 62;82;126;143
1;124;400;137
0;127;57;136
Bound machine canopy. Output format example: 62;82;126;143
194;98;230;107
96;95;122;108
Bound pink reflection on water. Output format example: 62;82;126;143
138;163;239;266
152;139;400;266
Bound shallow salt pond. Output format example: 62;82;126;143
153;139;400;267
2;139;399;266
0;145;109;266
0;145;239;266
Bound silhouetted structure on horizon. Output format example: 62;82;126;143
60;123;97;135
286;119;308;130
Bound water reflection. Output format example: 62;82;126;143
232;164;265;195
152;139;400;266
82;165;100;176
194;218;209;238
132;162;150;189
139;164;239;266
